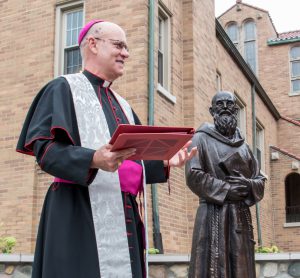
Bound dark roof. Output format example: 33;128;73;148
268;30;300;45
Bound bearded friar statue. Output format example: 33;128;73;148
185;91;266;278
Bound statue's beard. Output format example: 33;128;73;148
214;113;237;138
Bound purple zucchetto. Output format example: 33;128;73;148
78;19;105;45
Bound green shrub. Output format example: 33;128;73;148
0;236;17;254
0;224;16;254
148;247;160;254
255;245;279;253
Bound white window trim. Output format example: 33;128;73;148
157;83;176;104
284;222;300;228
256;120;265;172
226;22;239;47
157;2;172;93
289;46;300;96
54;1;84;77
242;19;258;74
234;92;246;137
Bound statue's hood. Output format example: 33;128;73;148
197;122;245;147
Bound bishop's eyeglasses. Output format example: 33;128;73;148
94;37;129;52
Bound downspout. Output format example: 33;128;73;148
148;0;164;253
251;84;263;246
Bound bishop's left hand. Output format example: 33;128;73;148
165;141;198;168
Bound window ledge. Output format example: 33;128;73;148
149;254;189;263
157;83;176;104
289;92;300;97
260;170;268;180
284;222;300;228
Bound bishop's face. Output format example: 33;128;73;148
94;26;129;81
210;91;238;138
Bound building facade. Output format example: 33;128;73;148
218;0;300;251
0;0;299;256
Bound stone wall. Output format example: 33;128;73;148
2;254;300;278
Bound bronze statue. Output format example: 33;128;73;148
185;91;265;278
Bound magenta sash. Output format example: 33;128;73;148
53;160;143;195
53;177;74;184
118;160;143;195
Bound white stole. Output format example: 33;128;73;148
63;73;140;278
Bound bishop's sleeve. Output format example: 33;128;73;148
16;77;98;186
185;132;230;205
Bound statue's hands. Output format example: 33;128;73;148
165;141;198;168
226;184;249;201
91;144;136;172
225;170;251;187
225;171;251;201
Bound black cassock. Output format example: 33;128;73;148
185;123;265;278
17;70;167;278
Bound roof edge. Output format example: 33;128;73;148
281;116;300;127
270;146;300;161
268;37;300;46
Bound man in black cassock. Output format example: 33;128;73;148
17;20;196;278
185;91;265;278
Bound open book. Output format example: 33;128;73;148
109;124;195;160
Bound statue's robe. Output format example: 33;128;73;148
185;123;265;278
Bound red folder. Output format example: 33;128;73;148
109;124;195;160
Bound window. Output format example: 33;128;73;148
158;5;170;90
255;121;264;171
216;72;222;91
55;2;84;76
243;20;256;73
226;22;238;47
234;93;246;137
290;46;300;95
285;173;300;223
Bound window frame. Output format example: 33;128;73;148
54;1;84;77
243;19;257;74
289;45;300;96
234;92;246;137
285;173;300;224
255;120;265;172
226;22;239;48
157;2;175;103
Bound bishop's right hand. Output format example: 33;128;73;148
90;144;136;172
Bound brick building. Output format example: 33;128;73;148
218;0;300;252
0;0;299;257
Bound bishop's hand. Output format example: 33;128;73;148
165;141;198;168
90;144;136;172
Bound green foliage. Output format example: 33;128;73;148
0;223;17;254
148;247;160;254
0;236;17;254
255;245;280;253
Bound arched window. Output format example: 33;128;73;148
226;22;238;47
290;46;300;95
243;20;256;73
285;172;300;223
